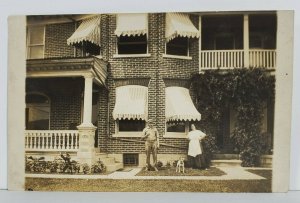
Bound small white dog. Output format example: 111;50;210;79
176;157;185;173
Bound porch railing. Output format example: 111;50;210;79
249;49;276;69
200;49;276;70
200;50;244;70
25;130;79;152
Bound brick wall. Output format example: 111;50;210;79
44;22;75;58
96;13;199;155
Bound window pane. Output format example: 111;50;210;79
29;46;44;59
166;37;188;56
167;121;186;133
119;119;145;131
117;35;147;54
29;26;44;45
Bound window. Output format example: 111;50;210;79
117;35;147;55
117;119;145;132
123;154;139;166
81;41;101;56
27;26;45;59
26;93;50;130
166;37;189;56
166;121;189;135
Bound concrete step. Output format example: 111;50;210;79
212;154;240;160
106;162;123;172
100;157;117;165
211;159;242;167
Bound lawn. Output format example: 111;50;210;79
25;169;271;192
136;167;226;176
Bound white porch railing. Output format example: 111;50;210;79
200;49;276;70
25;130;79;152
200;50;244;70
249;49;276;69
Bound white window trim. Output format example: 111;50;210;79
164;37;191;59
115;14;149;56
27;25;46;59
113;53;151;58
162;54;192;60
164;121;189;138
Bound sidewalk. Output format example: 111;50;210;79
26;166;269;180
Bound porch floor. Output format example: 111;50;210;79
25;166;270;180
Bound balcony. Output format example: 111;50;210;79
200;49;276;70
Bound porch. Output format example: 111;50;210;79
199;13;277;70
25;56;124;170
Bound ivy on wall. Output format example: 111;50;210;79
191;68;275;166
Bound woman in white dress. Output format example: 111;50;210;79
187;124;207;169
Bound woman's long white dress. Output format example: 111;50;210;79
188;130;206;157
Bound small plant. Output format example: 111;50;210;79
25;156;47;173
172;160;178;168
82;163;90;174
91;159;106;174
165;161;171;168
157;161;163;168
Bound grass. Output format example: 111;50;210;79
136;167;226;176
246;169;272;179
25;169;272;192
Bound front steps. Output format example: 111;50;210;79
211;154;273;168
211;154;242;167
95;153;123;172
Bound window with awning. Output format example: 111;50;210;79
165;13;200;57
113;85;148;133
165;86;201;121
114;13;148;55
67;15;101;55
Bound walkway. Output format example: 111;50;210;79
26;166;269;180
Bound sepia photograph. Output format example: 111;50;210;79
7;10;294;193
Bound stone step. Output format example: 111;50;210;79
211;159;242;167
106;162;123;172
212;154;240;160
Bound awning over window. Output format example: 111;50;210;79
165;13;200;42
165;87;201;121
67;15;101;46
113;85;148;120
114;13;148;37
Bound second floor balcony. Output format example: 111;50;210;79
199;13;276;70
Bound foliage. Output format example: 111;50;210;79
191;68;275;166
91;159;106;173
157;161;163;168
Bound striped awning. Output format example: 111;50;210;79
67;15;101;46
113;85;148;120
114;13;148;37
165;86;201;121
165;13;200;42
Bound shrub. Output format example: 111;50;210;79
157;161;163;168
91;159;106;173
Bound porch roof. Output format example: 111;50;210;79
165;86;201;121
26;56;108;87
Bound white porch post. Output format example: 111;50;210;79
198;15;202;73
77;74;97;168
243;14;250;68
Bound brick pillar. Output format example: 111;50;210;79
77;74;97;167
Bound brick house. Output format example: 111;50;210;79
25;12;276;170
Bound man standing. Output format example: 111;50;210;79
141;119;160;171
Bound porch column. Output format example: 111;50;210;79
243;14;250;68
77;74;97;168
198;15;202;73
